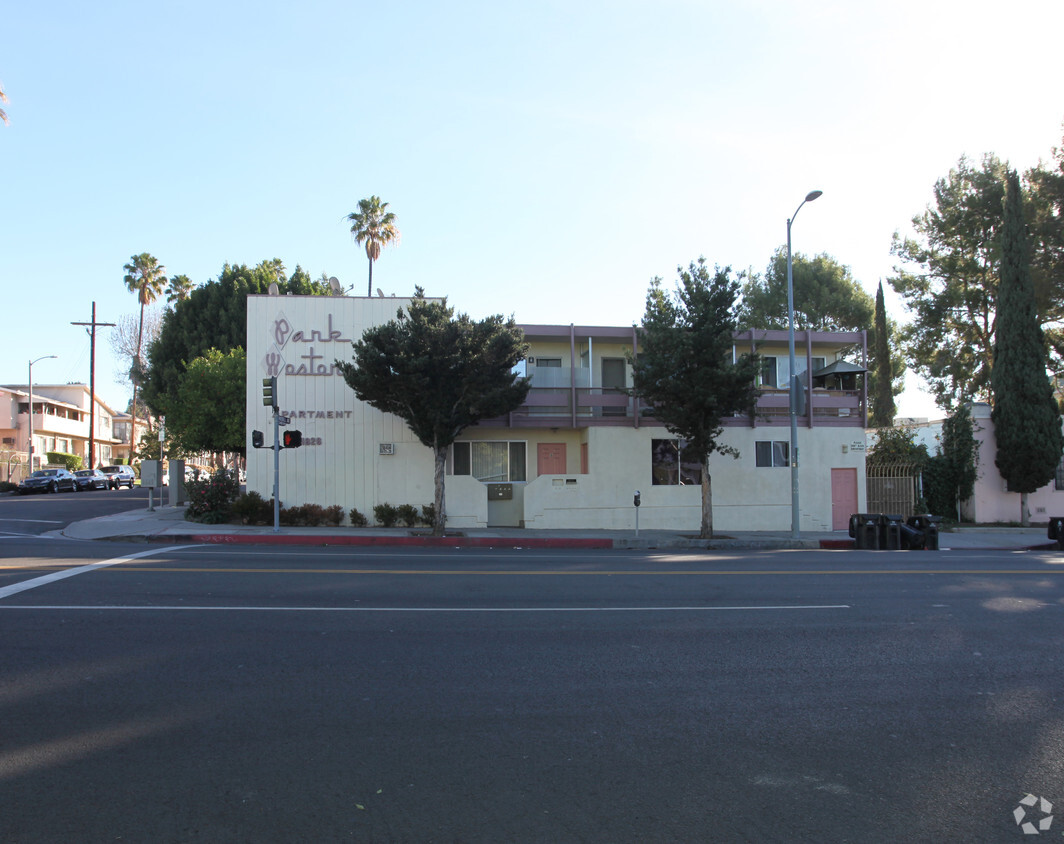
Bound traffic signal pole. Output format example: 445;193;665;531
272;406;280;533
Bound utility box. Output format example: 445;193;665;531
168;459;186;506
140;460;161;488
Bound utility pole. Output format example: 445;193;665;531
71;302;115;468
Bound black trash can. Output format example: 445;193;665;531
881;514;904;550
1048;517;1064;550
899;521;925;550
854;514;879;550
908;515;940;551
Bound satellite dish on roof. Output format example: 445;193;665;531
376;288;384;298
329;277;343;295
268;282;279;296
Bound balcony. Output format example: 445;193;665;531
479;384;865;429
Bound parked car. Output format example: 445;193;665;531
19;468;77;495
73;468;111;491
99;465;137;490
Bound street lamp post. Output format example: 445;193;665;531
786;190;823;539
28;355;58;473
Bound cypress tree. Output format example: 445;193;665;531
871;281;896;427
990;170;1063;525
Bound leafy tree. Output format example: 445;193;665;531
336;288;529;536
871;282;896;427
630;258;761;539
866;424;930;468
924;403;978;520
166;348;248;458
346;196;400;297
991;170;1063;526
1026;131;1064;363
737;249;903;408
142;261;326;416
124;253;168;463
889;153;1064;407
737;248;874;331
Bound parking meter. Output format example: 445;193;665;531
634;490;641;507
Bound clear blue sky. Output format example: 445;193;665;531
3;0;1062;420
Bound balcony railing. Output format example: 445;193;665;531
478;385;865;428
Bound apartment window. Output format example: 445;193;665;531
651;439;703;486
756;440;790;467
536;358;562;367
452;441;527;482
760;357;778;388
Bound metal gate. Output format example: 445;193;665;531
866;462;920;517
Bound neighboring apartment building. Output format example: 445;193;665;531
0;383;124;476
246;295;869;532
892;403;1064;524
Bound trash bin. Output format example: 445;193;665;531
900;523;924;550
854;514;879;550
1049;517;1064;550
908;515;940;551
881;514;904;550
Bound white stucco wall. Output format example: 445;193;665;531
246;295;867;531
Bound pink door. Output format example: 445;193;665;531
537;443;566;476
831;468;858;531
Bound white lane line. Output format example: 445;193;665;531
0;518;63;524
0;546;201;600
0;604;850;613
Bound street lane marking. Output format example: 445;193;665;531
0;604;851;613
64;566;1064;576
0;546;200;600
0;518;63;524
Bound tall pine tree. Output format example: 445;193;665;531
990;170;1063;526
871;281;896;427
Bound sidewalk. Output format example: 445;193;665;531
57;504;1060;552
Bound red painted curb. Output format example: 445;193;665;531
187;534;614;549
819;539;856;550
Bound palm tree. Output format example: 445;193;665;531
166;274;195;305
123;253;168;462
0;82;9;126
345;196;400;296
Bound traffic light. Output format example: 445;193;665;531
282;430;303;449
252;430;264;449
262;376;278;410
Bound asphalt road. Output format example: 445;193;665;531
0;486;151;538
2;539;1064;842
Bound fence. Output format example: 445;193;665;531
866;461;921;518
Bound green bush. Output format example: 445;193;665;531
184;468;240;523
46;451;82;471
324;505;344;526
420;504;436;526
231;491;273;525
0;481;17;493
279;504;303;526
349;507;368;527
373;502;398;527
396;504;420;527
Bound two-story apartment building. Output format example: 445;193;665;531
246;295;868;532
0;383;125;475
